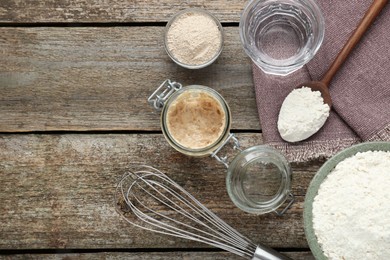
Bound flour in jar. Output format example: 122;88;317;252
277;87;330;142
166;10;222;66
312;150;390;260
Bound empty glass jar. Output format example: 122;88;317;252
227;145;293;215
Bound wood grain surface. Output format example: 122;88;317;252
0;1;246;23
0;133;319;251
0;27;259;132
0;1;322;258
0;252;315;260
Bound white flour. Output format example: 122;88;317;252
313;150;390;260
166;11;222;66
277;87;330;142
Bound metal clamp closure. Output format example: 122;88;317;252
274;193;295;216
148;79;182;110
211;133;241;168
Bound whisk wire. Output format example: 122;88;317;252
131;175;255;256
115;166;258;258
132;176;256;255
145;168;256;244
119;189;254;257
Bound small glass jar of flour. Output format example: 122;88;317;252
164;8;224;69
148;79;295;215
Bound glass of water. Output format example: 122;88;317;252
239;0;324;76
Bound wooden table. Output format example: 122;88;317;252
0;1;320;259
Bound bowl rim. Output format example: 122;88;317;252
303;141;390;260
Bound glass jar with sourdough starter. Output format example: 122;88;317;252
161;84;231;157
148;79;294;215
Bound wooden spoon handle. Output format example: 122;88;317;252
321;0;388;86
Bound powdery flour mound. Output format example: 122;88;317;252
277;87;330;142
313;150;390;260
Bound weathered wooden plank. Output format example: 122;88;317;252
0;133;320;250
0;251;315;260
0;27;258;132
0;1;246;23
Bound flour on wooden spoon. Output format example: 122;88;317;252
277;87;330;142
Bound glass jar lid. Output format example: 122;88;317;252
226;145;294;215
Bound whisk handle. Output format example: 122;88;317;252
252;245;292;260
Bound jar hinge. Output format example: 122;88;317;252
211;133;241;168
274;193;295;216
148;79;182;110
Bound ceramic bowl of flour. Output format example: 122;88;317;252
304;141;390;260
164;8;224;69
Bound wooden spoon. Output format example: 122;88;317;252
301;0;388;108
278;0;388;143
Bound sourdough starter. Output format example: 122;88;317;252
313;150;390;260
166;90;226;149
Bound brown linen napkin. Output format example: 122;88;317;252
253;1;390;162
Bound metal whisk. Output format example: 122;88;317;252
115;165;291;260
